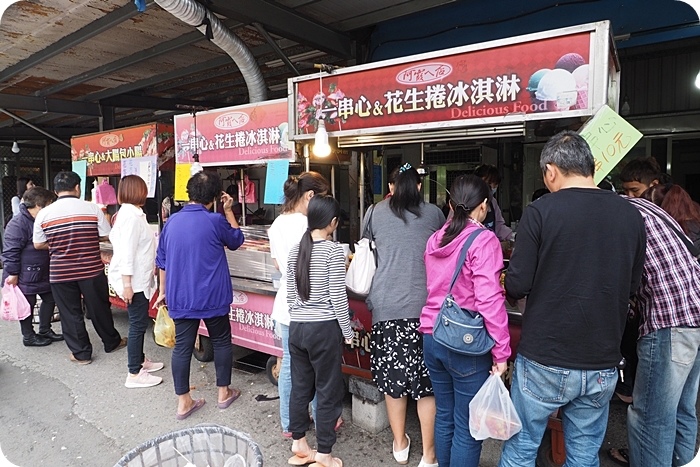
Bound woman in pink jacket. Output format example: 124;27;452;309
420;174;511;467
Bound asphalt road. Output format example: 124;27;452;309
0;301;667;467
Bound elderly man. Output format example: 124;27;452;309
33;171;124;364
499;131;646;466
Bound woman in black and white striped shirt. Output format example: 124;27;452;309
286;195;353;467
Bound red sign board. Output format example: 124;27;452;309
291;29;596;139
174;98;294;166
71;123;175;176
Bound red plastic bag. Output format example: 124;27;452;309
2;281;31;321
469;374;522;440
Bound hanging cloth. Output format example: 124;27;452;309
238;175;256;204
94;179;118;205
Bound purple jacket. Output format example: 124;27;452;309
1;204;51;295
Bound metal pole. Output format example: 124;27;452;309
240;167;246;226
0;108;71;148
43;139;50;187
331;164;337;241
359;151;365;221
303;144;310;172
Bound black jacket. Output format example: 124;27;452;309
1;204;51;295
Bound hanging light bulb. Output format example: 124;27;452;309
11;140;20;153
695;70;700;90
190;154;203;176
620;96;631;116
313;119;331;157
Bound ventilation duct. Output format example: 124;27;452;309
154;0;267;103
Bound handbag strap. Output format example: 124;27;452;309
362;204;376;240
447;228;485;294
649;207;700;258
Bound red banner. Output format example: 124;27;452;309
174;98;294;166
71;123;175;176
293;32;592;138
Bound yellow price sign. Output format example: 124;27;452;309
579;105;643;184
174;163;191;201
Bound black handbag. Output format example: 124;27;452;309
433;228;495;356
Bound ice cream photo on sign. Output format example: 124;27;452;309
536;68;578;111
572;64;590;109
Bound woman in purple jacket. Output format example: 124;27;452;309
2;187;63;346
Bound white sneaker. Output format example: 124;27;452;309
125;369;162;388
141;357;164;373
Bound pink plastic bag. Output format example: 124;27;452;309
1;281;31;321
469;374;522;440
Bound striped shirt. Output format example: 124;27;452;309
286;239;353;340
33;196;110;283
627;197;700;337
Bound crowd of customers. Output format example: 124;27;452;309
4;127;700;466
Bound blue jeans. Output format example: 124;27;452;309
423;334;491;467
628;327;700;467
126;292;150;374
499;355;617;467
277;322;316;432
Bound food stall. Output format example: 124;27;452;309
288;21;619;466
70;123;175;312
172;98;373;381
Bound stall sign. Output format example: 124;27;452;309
71;123;175;176
291;25;604;140
220;292;282;357
174;98;294;166
579;105;643;184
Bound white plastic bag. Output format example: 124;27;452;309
469;374;522;440
345;238;376;295
1;281;31;321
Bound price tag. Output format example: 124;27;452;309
579;105;643;184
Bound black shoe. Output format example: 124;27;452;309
23;334;52;347
38;330;64;342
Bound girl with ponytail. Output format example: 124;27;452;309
285;195;353;467
268;171;329;437
420;174;511;467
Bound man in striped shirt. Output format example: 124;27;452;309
625;196;700;466
33;171;124;364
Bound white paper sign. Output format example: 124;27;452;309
121;156;157;197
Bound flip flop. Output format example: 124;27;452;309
176;398;205;420
608;447;629;466
217;388;241;409
309;458;343;467
288;450;317;466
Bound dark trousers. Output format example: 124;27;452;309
289;320;344;454
51;274;121;360
172;315;232;395
20;291;55;337
127;292;150;374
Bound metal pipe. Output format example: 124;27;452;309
0;108;70;148
252;22;300;76
43;140;50;187
154;0;267;102
240;167;246;226
331;164;336;241
359;151;365;221
303;144;310;172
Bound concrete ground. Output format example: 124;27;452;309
0;305;663;467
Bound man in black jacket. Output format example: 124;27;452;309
1;187;63;346
499;131;646;467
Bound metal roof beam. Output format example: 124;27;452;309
0;94;101;116
0;1;155;84
0;126;97;139
99;94;223;111
208;1;352;58
36;19;243;98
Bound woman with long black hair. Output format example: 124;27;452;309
420;174;510;467
364;163;444;467
286;195;353;467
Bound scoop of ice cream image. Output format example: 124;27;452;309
572;64;589;109
555;53;586;73
526;68;551;111
535;68;578;111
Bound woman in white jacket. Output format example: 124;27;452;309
109;175;164;388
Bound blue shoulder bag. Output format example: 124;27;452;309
432;228;495;356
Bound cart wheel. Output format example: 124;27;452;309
193;334;214;362
266;356;281;386
536;430;564;467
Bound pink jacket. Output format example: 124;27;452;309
420;221;511;363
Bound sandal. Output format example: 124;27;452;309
309;458;343;467
288;450;317;466
608;447;629;466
